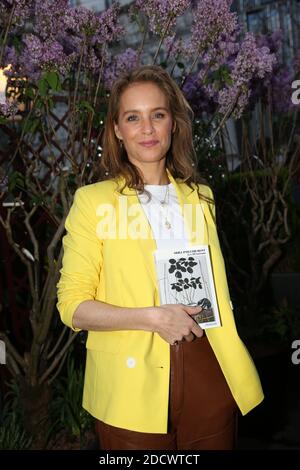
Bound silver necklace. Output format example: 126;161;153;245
151;184;172;230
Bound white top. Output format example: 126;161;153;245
137;182;191;250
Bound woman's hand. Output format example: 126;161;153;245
151;304;204;345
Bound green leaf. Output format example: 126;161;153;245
22;118;39;134
8;171;25;192
44;71;61;91
31;195;44;205
25;87;35;99
48;97;54;109
38;78;49;97
11;36;22;54
77;100;95;114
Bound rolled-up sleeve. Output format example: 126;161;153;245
56;187;103;331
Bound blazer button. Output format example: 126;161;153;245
126;357;136;368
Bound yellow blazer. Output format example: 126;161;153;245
57;168;264;433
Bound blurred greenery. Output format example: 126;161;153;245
210;168;300;345
49;349;94;448
0;381;32;450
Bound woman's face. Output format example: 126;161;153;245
114;81;175;168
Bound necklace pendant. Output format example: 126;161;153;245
165;220;172;229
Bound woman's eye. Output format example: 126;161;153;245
154;113;165;119
127;115;138;121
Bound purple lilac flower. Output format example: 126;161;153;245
217;32;277;118
164;35;184;60
0;99;18;118
21;34;75;78
97;2;124;43
62;3;124;73
135;0;190;36
104;48;139;89
2;2;125;81
187;0;238;57
203;32;240;71
64;7;105;38
182;72;217;117
64;3;124;44
256;29;283;56
247;30;295;115
0;0;34;27
34;0;69;40
1;45;18;70
271;68;296;114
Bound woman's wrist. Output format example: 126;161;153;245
143;306;160;332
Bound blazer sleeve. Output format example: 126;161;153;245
56;186;103;331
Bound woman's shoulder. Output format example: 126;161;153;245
70;180;119;214
75;179;118;199
195;182;213;196
185;180;214;200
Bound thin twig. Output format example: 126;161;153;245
0;3;16;64
39;332;77;384
153;15;173;65
47;326;68;360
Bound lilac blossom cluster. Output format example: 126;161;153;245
0;99;18;118
271;68;296;114
1;1;124;81
104;48;139;90
217;32;277;118
177;4;277;119
182;72;217;117
0;0;34;28
248;30;296;115
135;0;190;36
163;2;279;120
21;35;75;79
34;0;69;40
164;34;186;62
0;0;281;120
185;0;238;62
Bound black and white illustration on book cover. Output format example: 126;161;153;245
154;245;221;329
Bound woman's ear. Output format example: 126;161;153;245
114;121;122;140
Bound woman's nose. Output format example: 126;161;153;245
141;118;154;134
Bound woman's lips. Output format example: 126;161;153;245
139;140;159;148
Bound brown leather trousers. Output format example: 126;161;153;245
95;333;238;450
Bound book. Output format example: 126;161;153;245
154;245;221;329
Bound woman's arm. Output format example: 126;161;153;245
72;300;156;331
73;300;203;344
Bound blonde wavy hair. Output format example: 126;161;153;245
100;64;213;204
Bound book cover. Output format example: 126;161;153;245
154;245;221;329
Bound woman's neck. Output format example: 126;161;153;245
143;172;170;185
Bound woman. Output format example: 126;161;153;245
57;65;264;450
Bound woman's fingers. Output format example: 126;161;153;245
158;303;204;344
183;332;195;342
191;323;204;338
